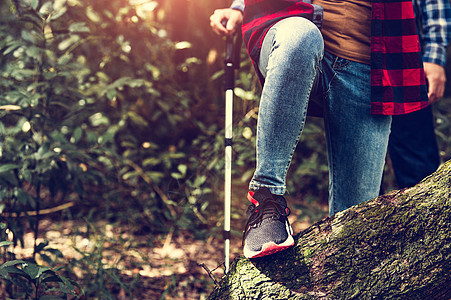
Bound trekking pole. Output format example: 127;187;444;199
223;29;241;274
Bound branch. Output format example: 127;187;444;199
209;160;451;299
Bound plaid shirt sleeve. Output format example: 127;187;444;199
414;0;451;67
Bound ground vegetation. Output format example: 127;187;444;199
1;0;451;298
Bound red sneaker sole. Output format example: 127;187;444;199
245;236;295;259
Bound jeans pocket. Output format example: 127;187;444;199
332;57;351;70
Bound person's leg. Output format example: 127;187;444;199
388;106;440;188
249;17;324;195
243;17;323;258
322;52;392;216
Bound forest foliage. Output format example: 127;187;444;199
1;0;451;298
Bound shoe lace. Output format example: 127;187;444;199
242;198;291;246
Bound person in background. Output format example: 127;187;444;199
387;0;451;189
210;0;429;259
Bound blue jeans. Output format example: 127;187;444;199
388;105;440;188
248;17;392;216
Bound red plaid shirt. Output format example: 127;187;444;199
242;0;429;115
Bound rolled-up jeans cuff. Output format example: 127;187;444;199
249;183;286;195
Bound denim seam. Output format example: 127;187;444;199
326;58;339;216
324;110;336;216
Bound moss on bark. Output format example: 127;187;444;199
208;160;451;299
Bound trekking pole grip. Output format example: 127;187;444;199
224;36;235;91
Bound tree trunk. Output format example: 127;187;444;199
208;160;451;299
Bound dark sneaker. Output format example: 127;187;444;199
242;187;294;258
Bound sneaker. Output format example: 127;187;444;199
242;187;294;258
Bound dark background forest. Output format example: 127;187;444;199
1;0;451;298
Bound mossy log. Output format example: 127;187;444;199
209;160;451;299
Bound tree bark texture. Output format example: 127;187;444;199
208;160;451;299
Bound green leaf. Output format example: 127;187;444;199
127;111;148;127
171;172;184;180
193;175;206;187
144;171;164;182
11;68;38;80
57;53;73;65
0;260;26;269
21;169;32;182
0;172;19;186
39;253;53;265
175;41;191;50
0;268;11;280
122;171;138;181
50;130;67;143
157;100;171;112
50;6;67;20
72;127;83;143
0;241;13;247
89;112;110;127
0;164;19;173
21;30;37;44
54;273;76;292
68;22;90;33
22;262;39;278
14;188;33;205
106;88;117;100
30;0;39;10
25;46;42;58
3;43;22;55
127;78;146;88
177;164;187;175
39;1;53;16
98;130;116;145
35;241;49;253
142;157;161;167
35;266;52;279
86;6;101;22
0;265;30;280
23;262;50;279
58;35;81;51
44;248;64;258
41;275;62;283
